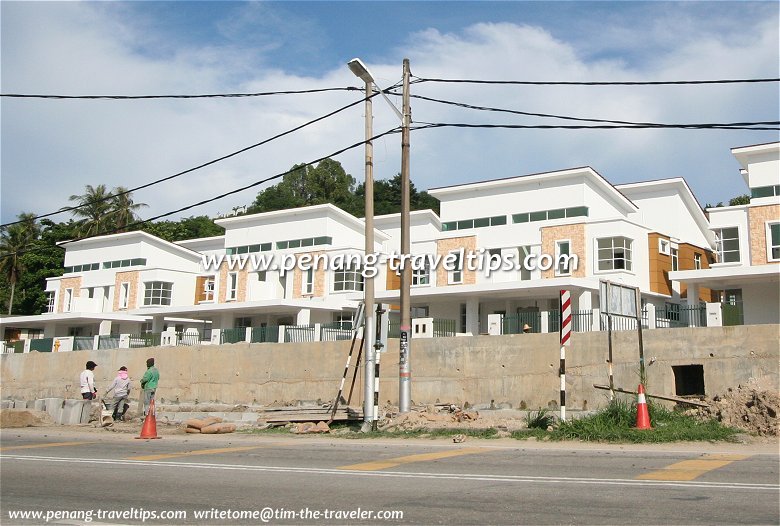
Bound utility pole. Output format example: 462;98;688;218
398;58;412;413
362;76;376;426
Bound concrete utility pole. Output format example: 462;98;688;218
346;59;376;426
398;58;412;413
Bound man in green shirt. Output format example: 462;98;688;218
140;357;160;417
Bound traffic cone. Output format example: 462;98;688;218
635;384;652;430
135;397;162;439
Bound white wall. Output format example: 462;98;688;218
742;282;780;325
746;157;780;189
706;206;750;267
585;221;649;291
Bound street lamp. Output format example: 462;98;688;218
347;58;377;427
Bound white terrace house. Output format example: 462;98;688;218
1;205;387;352
373;166;717;335
670;141;780;326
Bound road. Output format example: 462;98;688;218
1;427;778;525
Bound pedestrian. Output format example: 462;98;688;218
140;357;159;416
104;366;131;421
80;361;98;400
523;323;532;334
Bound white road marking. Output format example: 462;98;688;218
1;454;776;492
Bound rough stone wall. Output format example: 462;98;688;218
2;325;776;411
436;236;477;286
58;277;82;313
540;223;586;279
748;204;780;265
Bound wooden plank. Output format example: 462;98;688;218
593;384;708;407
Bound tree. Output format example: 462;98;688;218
728;194;750;206
111;187;148;232
0;213;40;314
353;173;440;217
249;158;358;214
67;184;114;236
140;216;224;242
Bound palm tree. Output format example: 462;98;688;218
67;184;113;236
111;187;148;232
0;214;39;314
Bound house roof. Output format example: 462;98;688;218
373;209;442;229
428;166;639;214
615;177;714;245
215;203;390;241
57;231;202;260
730;141;779;185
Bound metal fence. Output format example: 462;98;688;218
549;310;594;333
128;333;161;349
502;312;542;334
320;322;353;341
284;325;316;343
389;320;400;339
98;335;120;349
600;313;641;332
722;301;744;326
220;327;246;345
656;304;707;329
73;336;94;351
29;338;53;352
176;331;202;346
250;325;280;343
432;318;456;337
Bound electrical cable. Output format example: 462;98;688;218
1;91;381;228
0;87;362;99
410;94;780;129
0;126;402;259
411;122;779;131
411;76;780;86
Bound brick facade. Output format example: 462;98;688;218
540;223;586;279
112;271;139;311
436;236;477;286
218;263;249;303
748;204;780;265
292;251;327;299
58;277;82;313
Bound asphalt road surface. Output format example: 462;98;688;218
1;428;778;525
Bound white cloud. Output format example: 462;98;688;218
1;2;777;226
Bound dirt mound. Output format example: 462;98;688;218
696;387;779;436
0;409;54;428
377;404;527;433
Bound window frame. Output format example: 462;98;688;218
302;268;314;295
119;282;129;309
333;263;363;292
447;251;463;285
694;253;702;270
227;272;238;301
143;281;173;307
555;239;572;277
671;247;679;272
46;291;56;313
767;222;780;262
596;236;633;272
714;227;741;264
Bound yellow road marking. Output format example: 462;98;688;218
339;447;492;471
636;453;750;481
0;441;94;452
126;445;275;461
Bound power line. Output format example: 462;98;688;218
0;127;402;260
411;94;780;129
0;91;381;229
0;87;361;99
412;76;780;86
412;122;780;131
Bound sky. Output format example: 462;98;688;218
1;1;779;226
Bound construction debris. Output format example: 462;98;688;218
694;386;779;436
183;416;236;434
0;409;53;428
291;421;330;434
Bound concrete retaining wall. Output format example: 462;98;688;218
1;326;777;411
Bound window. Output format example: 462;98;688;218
518;246;533;281
694;253;702;270
302;268;314;295
513;206;589;224
671;247;679;271
234;317;252;329
102;258;146;270
442;215;506;232
226;243;271;255
750;184;780;199
714;227;740;263
143;281;172;306
119;282;129;309
597;237;633;271
410;306;429;318
333;264;363;292
63;288;73;312
555;240;571;276
768;223;780;261
257;271;267;282
658;238;671;255
276;236;331;250
448;251;463;284
204;278;215;300
227;272;238;301
412;261;430;286
460;303;467;333
333;312;354;330
46;291;56;313
63;262;100;273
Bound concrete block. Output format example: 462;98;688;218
60;399;92;425
43;397;65;423
33;399;46;412
0;400;12;409
13;400;27;409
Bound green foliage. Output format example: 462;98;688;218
525;408;555;429
353;173;440;217
139;216;224;242
511;398;739;443
728;194;750;206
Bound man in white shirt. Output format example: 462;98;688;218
80;361;98;400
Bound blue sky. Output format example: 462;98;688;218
2;1;778;225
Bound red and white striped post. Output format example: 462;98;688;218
559;290;572;422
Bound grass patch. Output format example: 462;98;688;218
526;408;555;429
511;399;739;443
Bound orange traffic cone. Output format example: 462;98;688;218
635;384;652;430
135;397;162;439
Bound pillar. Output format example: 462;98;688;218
466;299;479;335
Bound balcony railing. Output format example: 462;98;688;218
251;326;279;343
